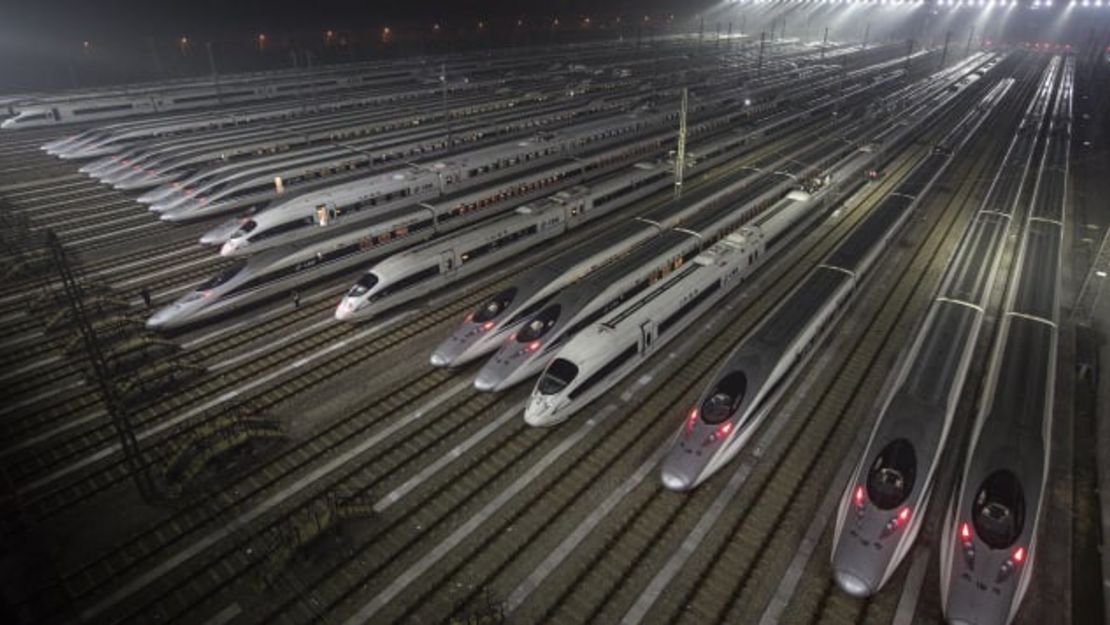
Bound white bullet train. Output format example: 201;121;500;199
94;89;539;190
202;95;699;247
659;68;1006;492
525;63;990;426
831;63;1046;600
526;226;764;426
939;55;1071;625
8;64;422;131
335;161;672;321
151;97;628;222
427;58;929;369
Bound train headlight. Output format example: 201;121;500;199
959;521;976;569
684;407;699;435
996;547;1024;583
880;507;911;538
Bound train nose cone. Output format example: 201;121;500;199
473;372;499;392
833;571;873;598
137;189;164;204
660;469;693;492
335;301;356;322
146;308;173;330
523;397;558;427
429;352;451;368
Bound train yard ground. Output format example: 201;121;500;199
0;41;1105;625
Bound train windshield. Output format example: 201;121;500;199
473;288;518;323
701;371;747;425
972;470;1025;549
236;220;258;236
866;439;916;510
348;273;379;297
538;359;578;395
196;261;246;291
516;305;561;342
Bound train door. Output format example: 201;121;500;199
51;108;60;122
640;320;656;352
441;250;456;273
314;203;335;226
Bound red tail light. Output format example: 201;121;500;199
960;522;971;542
898;507;910;523
718;421;733;437
685;407;698;434
1012;547;1025;564
854;485;866;506
527;340;541;352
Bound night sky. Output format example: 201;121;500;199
1;0;1105;92
0;0;718;92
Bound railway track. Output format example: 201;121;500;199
2;108;831;530
262;69;1029;625
0;47;1049;625
39;65;1014;625
0;76;936;621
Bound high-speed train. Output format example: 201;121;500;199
830;64;1046;599
939;56;1071;625
205;107;671;253
199;91;705;248
6;63;422;130
145;78;795;329
659;68;1007;492
335;162;672;321
147;48;924;330
150;91;763;332
469;60;944;394
44;75;496;159
149;96;631;222
179;59;873;235
147;137;665;329
93;87;540;190
427;54;950;369
524;187;814;426
527;227;762;426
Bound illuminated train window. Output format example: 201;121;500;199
474;288;517;323
972;470;1025;549
516;305;561;342
866;439;917;510
700;371;747;425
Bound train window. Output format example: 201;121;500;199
196;262;246;291
516;305;561;342
371;266;440;301
347;273;380;297
474;288;518;323
72;104;134;116
315;204;329;226
866;439;917;510
251;217;312;242
972;470;1026;549
569;345;637;400
538;359;579;396
701;371;747;425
